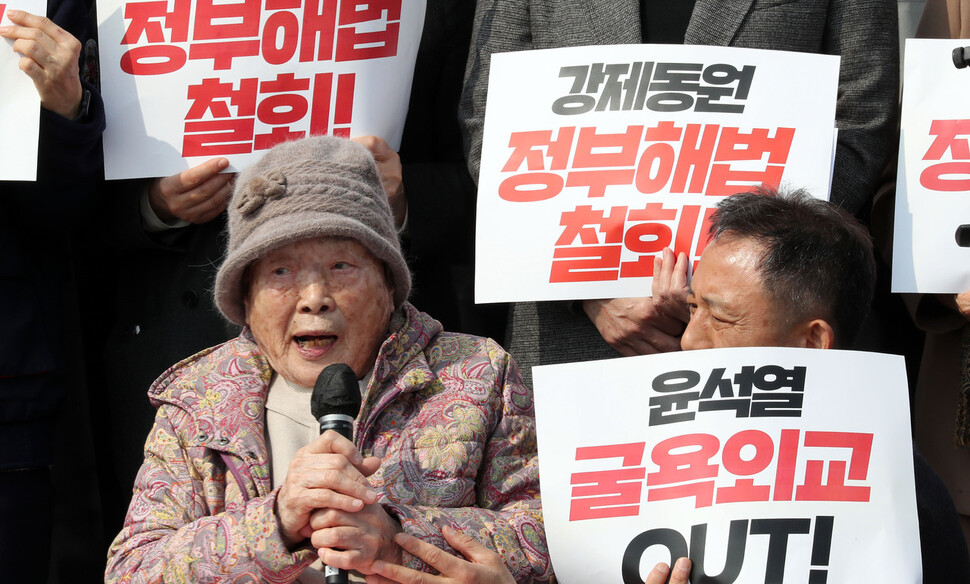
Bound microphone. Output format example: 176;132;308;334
311;363;362;584
312;363;361;438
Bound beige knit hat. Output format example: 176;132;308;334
214;136;410;325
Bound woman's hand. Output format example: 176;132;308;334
370;526;516;584
148;158;234;224
0;9;82;118
645;558;691;584
275;431;381;547
582;248;690;356
308;495;403;578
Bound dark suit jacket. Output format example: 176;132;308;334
399;0;508;341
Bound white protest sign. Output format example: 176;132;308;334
892;38;970;293
97;0;425;179
476;45;838;303
0;0;45;181
533;347;920;584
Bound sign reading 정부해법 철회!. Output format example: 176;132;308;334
97;0;425;179
475;44;839;303
532;347;921;584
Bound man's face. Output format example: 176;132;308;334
681;235;803;350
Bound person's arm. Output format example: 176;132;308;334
1;9;82;118
379;344;551;583
146;158;234;227
372;526;518;584
105;404;316;583
582;248;690;356
373;526;691;584
826;0;900;214
2;7;105;219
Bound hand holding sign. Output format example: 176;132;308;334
0;9;81;118
148;158;234;225
581;248;690;356
645;558;691;584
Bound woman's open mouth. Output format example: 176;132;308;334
293;334;336;357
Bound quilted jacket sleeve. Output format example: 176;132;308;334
382;344;552;583
105;404;315;583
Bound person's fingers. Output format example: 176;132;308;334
2;10;82;117
647;310;689;337
644;562;670;584
652;248;676;294
284;478;371;514
3;26;56;63
371;558;442;584
305;430;366;465
393;531;466;575
651;249;690;324
440;525;501;566
364;573;399;584
619;332;680;356
672;251;689;289
162;158;230;196
6;10;61;40
317;534;367;571
175;175;233;220
352;135;393;160
358;455;382;478
286;454;379;505
669;557;691;584
182;180;233;223
307;506;362;531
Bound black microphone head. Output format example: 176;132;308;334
311;363;361;420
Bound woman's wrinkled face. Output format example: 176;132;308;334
244;237;395;386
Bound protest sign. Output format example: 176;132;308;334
892;38;970;293
533;347;921;584
97;0;425;179
475;45;838;303
0;0;45;181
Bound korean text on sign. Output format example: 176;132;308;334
120;0;400;155
475;45;838;303
98;0;424;178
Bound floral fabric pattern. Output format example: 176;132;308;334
105;303;551;583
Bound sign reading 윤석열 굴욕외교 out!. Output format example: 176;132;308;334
892;38;970;294
97;0;425;179
0;0;45;181
475;44;839;303
533;347;922;584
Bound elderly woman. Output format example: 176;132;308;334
105;136;550;583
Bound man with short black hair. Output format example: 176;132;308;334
676;188;970;582
683;188;875;352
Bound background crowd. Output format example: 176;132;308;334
0;0;969;581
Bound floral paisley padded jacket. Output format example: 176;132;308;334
106;303;551;583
